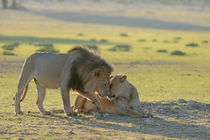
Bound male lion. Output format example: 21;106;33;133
73;74;147;118
14;47;113;116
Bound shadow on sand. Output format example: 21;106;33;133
26;110;209;139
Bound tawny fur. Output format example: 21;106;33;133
73;74;147;118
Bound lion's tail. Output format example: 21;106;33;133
13;84;29;102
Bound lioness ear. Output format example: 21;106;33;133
120;75;127;83
109;75;113;79
94;69;102;79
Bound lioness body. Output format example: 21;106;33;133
74;75;145;118
14;47;112;116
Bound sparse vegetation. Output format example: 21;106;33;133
99;39;108;43
2;51;15;55
185;42;199;47
152;39;157;42
144;46;153;50
171;50;186;56
34;43;59;53
163;40;170;43
202;40;208;43
77;33;84;36
174;37;182;40
138;39;146;42
120;33;128;37
2;42;19;50
108;44;131;52
86;44;99;51
157;49;168;53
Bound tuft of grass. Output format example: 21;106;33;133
34;43;59;53
202;40;208;44
86;44;99;51
77;33;84;36
138;39;146;42
108;44;131;52
171;50;186;56
185;42;199;47
2;51;15;55
99;39;108;43
163;40;170;43
174;40;179;43
120;33;128;37
174;37;182;40
144;46;153;50
157;49;168;53
2;42;19;50
152;39;157;42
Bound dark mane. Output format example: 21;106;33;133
67;46;113;92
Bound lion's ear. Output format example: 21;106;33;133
120;75;127;83
109;75;113;79
94;69;102;79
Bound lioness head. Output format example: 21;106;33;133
108;74;128;99
108;74;142;112
109;74;142;112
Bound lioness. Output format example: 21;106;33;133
73;74;146;118
14;47;113;116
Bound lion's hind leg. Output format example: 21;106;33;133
14;69;33;115
35;79;51;115
14;86;26;115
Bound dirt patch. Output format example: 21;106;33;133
3;99;207;139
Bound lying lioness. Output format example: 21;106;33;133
73;74;147;118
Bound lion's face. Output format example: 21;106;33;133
108;74;127;100
83;69;111;98
109;74;142;112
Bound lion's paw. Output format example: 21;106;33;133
42;111;51;115
66;111;77;117
14;110;23;115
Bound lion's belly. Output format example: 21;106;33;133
33;53;68;89
34;74;60;89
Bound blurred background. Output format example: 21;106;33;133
0;0;210;139
0;0;210;103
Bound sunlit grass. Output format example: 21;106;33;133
0;9;209;139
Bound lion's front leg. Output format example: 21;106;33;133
60;88;77;116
